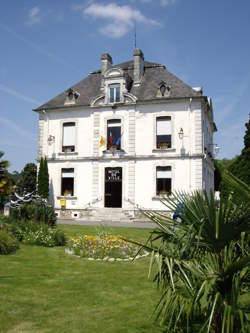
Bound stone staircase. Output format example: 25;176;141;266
57;207;151;223
85;208;135;222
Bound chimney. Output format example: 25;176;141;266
133;48;144;85
101;53;113;75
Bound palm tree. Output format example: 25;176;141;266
0;151;12;208
0;151;10;193
137;181;250;332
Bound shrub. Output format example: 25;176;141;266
0;228;19;255
140;190;250;332
53;229;67;246
10;202;56;227
0;215;12;225
10;222;66;247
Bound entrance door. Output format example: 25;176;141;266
105;167;122;208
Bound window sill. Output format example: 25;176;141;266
58;152;78;156
152;195;172;201
152;148;176;153
103;149;125;155
57;196;77;200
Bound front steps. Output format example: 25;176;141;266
56;207;150;223
88;208;134;222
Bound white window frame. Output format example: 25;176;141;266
156;166;172;196
152;112;175;151
61;168;75;197
60;119;78;154
152;161;175;199
109;83;120;103
103;115;124;152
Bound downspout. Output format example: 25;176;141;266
188;98;192;191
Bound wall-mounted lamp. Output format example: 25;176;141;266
208;143;220;156
178;128;184;140
48;135;55;146
214;144;220;155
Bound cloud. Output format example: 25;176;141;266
213;79;249;158
160;0;177;6
0;84;41;105
0;24;78;73
214;78;249;124
83;2;160;38
26;6;41;26
130;0;177;6
0;116;36;142
215;118;245;158
0;140;34;149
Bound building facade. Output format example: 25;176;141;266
34;49;216;219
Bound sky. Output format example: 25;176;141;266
0;0;249;172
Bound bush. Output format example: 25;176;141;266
0;228;19;255
10;202;56;227
53;229;67;246
10;222;66;247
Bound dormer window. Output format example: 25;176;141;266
109;84;120;103
68;90;74;101
64;89;80;105
157;82;171;98
160;84;167;96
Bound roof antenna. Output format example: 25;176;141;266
134;21;137;49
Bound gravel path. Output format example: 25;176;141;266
57;219;156;229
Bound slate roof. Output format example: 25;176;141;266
34;60;202;111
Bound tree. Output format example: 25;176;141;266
0;151;12;208
9;170;20;185
17;163;37;194
37;157;49;200
230;119;250;185
43;157;49;200
136;181;250;332
37;157;44;197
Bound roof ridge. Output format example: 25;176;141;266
90;60;164;74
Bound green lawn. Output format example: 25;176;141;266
0;224;161;333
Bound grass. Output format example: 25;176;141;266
0;224;161;333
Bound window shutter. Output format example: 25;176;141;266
157;117;171;135
62;169;74;178
63;123;75;146
157;168;171;179
107;119;121;127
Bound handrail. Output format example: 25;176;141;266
83;197;102;210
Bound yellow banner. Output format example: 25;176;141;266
60;198;66;208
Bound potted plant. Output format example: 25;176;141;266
159;142;168;149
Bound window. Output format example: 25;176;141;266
61;168;74;196
107;119;121;150
62;122;75;152
156;166;171;195
109;84;120;103
156;116;172;148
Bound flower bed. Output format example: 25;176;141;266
66;234;148;261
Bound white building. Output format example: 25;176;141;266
34;49;217;220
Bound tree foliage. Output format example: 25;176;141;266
9;170;20;185
229;120;250;185
17;163;37;194
136;178;250;332
37;157;49;200
0;151;12;207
